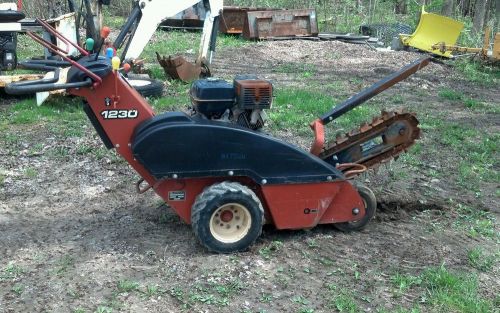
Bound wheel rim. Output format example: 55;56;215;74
209;203;252;244
349;198;367;225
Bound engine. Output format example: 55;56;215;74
190;75;272;130
0;32;17;71
0;4;25;71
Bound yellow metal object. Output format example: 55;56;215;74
400;7;464;58
493;33;500;60
430;27;500;61
111;56;121;71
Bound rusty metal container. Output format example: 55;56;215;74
242;9;318;40
219;6;271;34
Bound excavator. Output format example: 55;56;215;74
111;0;223;82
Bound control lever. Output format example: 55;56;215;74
95;27;111;61
85;38;95;54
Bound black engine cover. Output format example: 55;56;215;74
132;112;343;184
190;79;235;117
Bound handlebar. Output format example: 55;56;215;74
5;16;111;95
5;78;93;95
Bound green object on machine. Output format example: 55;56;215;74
400;7;464;58
85;38;95;52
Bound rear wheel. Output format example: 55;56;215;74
191;181;264;253
334;183;376;232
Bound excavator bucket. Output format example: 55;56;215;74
156;53;203;83
400;7;463;58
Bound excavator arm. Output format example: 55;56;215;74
122;0;223;62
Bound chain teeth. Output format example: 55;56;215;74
320;109;421;176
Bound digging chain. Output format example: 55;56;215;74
320;109;421;176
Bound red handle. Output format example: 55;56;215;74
101;26;111;39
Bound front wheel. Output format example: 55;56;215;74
334;183;377;232
191;182;264;253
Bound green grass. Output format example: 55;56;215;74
24;167;38;178
268;89;379;136
169;276;245;308
329;292;359;313
1;263;24;281
141;30;247;63
274;62;317;75
95;306;113;313
438;88;464;101
451;203;497;239
117;279;140;293
0;170;5;188
16;33;44;60
142;284;164;299
421;119;499;188
55;255;74;275
391;265;494;313
467;248;497;272
438;88;484;109
11;284;24;296
454;60;500;86
4;97;84;125
391;273;422;292
258;240;283;260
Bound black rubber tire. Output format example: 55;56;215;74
0;10;25;22
334;183;377;232
191;181;264;253
127;77;164;98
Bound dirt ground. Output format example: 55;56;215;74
0;39;498;312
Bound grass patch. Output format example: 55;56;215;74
438;88;463;101
258;240;283;260
11;284;24;296
463;98;482;109
141;31;248;63
392;265;494;313
467;247;497;272
454;60;500;86
325;284;359;312
117;279;140;293
1;262;24;280
24;167;38;178
422;120;498;188
452;203;497;239
6;97;84;125
170;277;244;308
268;89;379;136
391;273;422;292
55;255;74;275
0;170;5;188
95;306;113;313
142;284;165;299
274;62;317;76
437;88;483;109
17;33;44;60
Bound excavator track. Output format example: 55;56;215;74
320;109;420;177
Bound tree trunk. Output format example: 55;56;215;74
473;0;489;34
441;0;454;16
395;0;407;14
461;0;471;17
